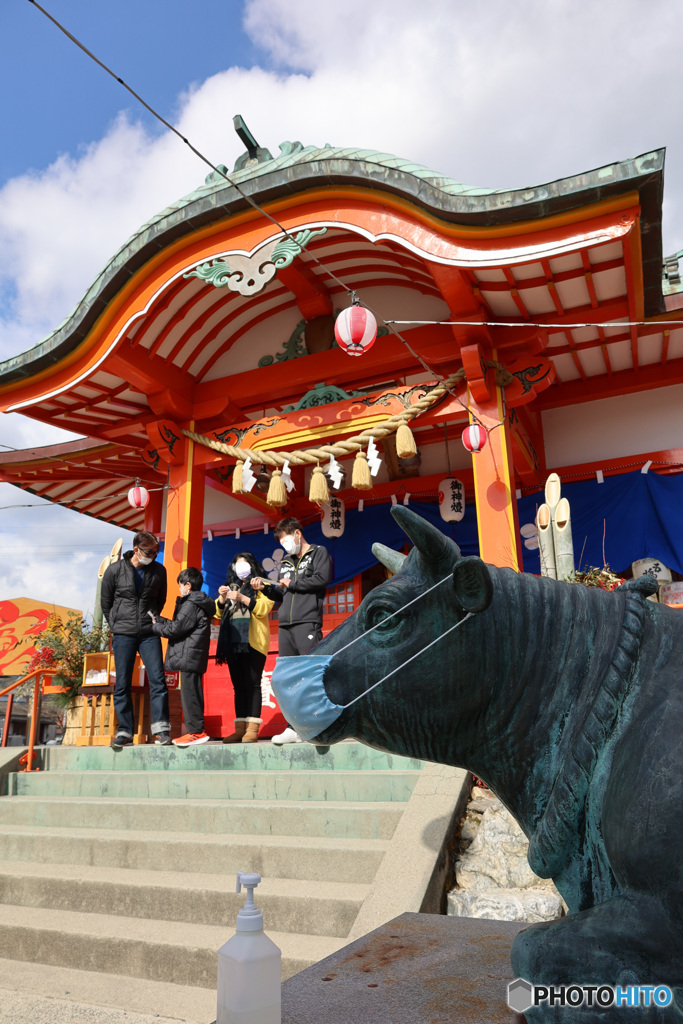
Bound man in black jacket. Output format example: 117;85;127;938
150;566;216;747
252;517;332;744
100;531;170;748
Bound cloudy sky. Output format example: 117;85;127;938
0;0;681;617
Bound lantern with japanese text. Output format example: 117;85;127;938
127;482;150;509
462;424;487;453
334;304;377;357
438;478;465;523
321;496;345;538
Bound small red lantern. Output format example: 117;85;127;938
127;482;150;509
462;424;487;453
334;304;378;357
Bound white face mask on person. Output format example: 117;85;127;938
234;562;251;580
137;554;154;566
280;534;301;555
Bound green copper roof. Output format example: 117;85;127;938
0;141;666;385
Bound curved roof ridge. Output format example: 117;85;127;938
0;144;665;385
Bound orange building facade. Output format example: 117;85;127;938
1;132;682;732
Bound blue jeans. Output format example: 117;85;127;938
112;634;170;737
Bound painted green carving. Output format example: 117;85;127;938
271;227;328;269
258;320;307;367
213;419;280;445
282;381;365;413
364;382;431;410
183;259;233;288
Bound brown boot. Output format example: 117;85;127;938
223;719;247;743
242;718;262;743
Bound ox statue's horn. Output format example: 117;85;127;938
390;506;461;567
372;543;407;576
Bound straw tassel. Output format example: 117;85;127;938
266;468;288;507
309;465;330;505
396;421;417;459
232;460;244;494
352;451;372;490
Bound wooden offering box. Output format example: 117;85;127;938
69;653;182;746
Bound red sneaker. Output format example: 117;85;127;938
173;732;210;747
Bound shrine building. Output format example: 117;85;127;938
1;123;682;688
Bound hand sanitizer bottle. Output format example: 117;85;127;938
217;871;281;1024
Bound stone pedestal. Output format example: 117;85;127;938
282;912;528;1024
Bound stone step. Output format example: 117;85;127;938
37;740;424;774
0;861;368;937
0;824;388;882
0;904;341;989
0;958;215;1024
8;768;420;802
0;795;403;839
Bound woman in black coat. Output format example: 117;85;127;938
151;566;216;747
215;552;274;743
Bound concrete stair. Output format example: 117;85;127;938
0;741;423;1022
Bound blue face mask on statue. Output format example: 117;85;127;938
269;656;339;741
270;575;475;742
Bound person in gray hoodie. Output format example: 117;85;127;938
150;566;216;747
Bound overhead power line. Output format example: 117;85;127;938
22;2;683;457
24;0;480;422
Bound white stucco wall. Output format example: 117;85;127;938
542;383;683;468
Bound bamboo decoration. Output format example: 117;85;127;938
545;473;562;513
309;465;330;505
266;468;288;507
552;496;575;580
536;474;575;580
537;503;557;579
93;538;122;629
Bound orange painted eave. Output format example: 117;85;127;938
0;185;642;414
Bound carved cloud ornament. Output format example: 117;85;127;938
183;227;328;297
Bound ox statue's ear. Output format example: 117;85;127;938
452;557;493;614
391;506;461;569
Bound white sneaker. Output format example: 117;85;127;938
271;726;302;745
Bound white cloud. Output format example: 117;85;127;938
0;480;135;617
1;0;682;610
2;0;681;367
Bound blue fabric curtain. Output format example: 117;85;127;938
517;470;683;577
197;497;480;594
165;469;682;595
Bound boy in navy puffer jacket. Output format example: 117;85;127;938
151;567;216;747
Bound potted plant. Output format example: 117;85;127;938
25;615;110;743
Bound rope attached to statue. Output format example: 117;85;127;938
182;362;511;508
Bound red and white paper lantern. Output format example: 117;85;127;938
127;483;150;509
462;424;487;453
334;305;378;357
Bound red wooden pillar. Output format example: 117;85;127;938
462;344;523;572
161;430;205;616
144;487;164;534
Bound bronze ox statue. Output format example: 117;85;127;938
271;507;682;1022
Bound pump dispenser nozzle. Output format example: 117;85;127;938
235;871;264;931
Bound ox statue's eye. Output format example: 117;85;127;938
363;600;402;638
